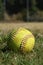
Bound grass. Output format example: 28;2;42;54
0;30;43;65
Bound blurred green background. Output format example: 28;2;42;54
0;0;43;21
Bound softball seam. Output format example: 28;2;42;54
20;34;34;52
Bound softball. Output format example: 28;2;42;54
7;27;35;52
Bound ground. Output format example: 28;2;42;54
0;22;43;31
0;22;43;65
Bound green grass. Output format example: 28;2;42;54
0;30;43;65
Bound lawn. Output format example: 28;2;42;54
0;29;43;65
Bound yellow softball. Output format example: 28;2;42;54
8;27;35;52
